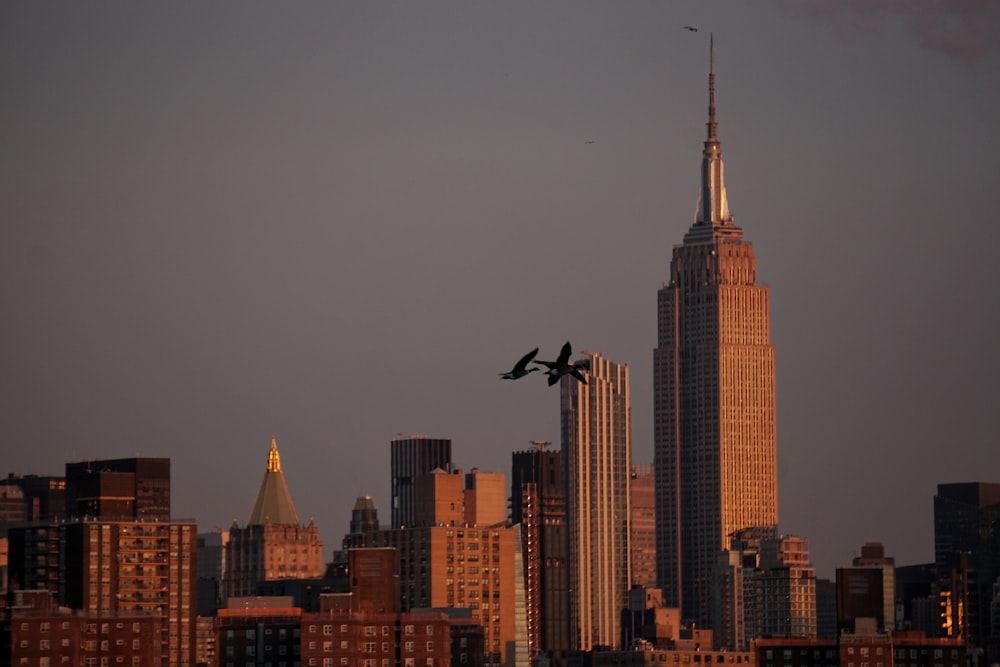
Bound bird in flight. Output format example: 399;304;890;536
683;26;698;32
585;140;595;145
500;347;541;380
535;341;588;386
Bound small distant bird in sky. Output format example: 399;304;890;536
585;140;595;144
536;341;588;386
500;348;541;380
683;26;698;32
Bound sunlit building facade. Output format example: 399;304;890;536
225;437;325;601
654;40;778;627
562;352;631;650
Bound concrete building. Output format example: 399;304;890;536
391;435;452;528
511;442;570;666
562;351;631;650
225;437;326;602
653;39;778;627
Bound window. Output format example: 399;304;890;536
323;625;333;636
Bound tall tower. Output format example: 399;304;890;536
653;37;778;626
511;442;570;665
562;352;631;650
224;437;325;601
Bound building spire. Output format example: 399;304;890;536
266;435;281;472
707;32;717;142
248;436;301;525
692;31;734;232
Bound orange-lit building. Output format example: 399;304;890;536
225;437;326;601
3;589;164;667
654;39;778;628
359;469;525;667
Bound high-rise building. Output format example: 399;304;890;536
654;39;778;626
630;465;657;589
64;457;170;520
561;351;631;650
224;437;325;601
359;468;526;667
934;482;1000;652
511;442;570;665
390;435;452;528
749;535;817;640
7;519;197;666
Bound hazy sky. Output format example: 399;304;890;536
2;1;998;579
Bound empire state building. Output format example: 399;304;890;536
653;39;778;627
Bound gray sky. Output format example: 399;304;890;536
2;1;998;579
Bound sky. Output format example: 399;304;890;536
2;1;998;580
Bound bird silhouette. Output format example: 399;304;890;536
500;348;541;380
535;341;588;386
683;26;698;32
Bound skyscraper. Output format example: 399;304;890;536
654;39;778;626
562;351;631;650
224;437;325;601
390;435;452;528
511;442;569;665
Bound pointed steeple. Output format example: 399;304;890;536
688;34;741;243
248;436;301;526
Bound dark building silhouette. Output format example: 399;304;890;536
511;441;569;666
933;482;1000;652
0;474;66;522
390;435;452;528
342;495;381;552
64;457;170;520
653;37;777;627
836;542;896;634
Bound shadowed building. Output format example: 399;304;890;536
343;495;381;549
391;435;452;528
224;437;325;602
65;457;170;520
0;474;66;522
654;39;778;627
511;441;570;665
630;465;656;589
933;482;1000;652
836;542;896;634
562;351;631;650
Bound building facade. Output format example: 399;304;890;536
562;352;631;650
654;40;778;627
359;469;525;667
630;465;656;589
390;436;453;529
511;442;570;665
64;457;170;520
225;437;326;601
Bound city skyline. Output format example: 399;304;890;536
2;2;999;580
